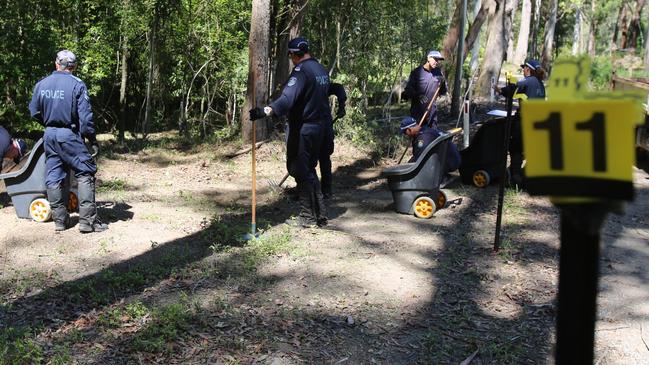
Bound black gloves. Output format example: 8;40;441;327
249;107;266;121
90;142;99;157
336;107;346;119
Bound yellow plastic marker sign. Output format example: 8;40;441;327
520;55;643;201
545;56;590;100
521;99;640;200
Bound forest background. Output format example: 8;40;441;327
1;0;648;146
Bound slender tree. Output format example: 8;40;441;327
242;0;271;143
476;0;512;98
513;0;532;65
541;0;558;71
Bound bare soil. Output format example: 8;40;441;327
1;129;648;364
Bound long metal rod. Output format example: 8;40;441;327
555;205;607;364
493;93;513;252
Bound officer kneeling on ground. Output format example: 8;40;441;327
400;117;461;175
249;37;330;228
29;50;107;233
0;126;27;170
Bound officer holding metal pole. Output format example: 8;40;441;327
249;37;330;228
29;50;107;233
404;50;448;130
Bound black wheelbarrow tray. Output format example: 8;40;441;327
0;138;78;222
459;117;508;187
381;128;461;219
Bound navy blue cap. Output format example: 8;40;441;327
400;117;417;133
521;60;541;70
288;37;309;55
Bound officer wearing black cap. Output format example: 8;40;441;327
249;37;330;228
29;50;107;233
0;126;27;170
404;50;447;128
495;59;546;186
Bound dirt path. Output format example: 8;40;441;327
1;133;647;364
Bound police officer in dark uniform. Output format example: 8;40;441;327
495;59;546;186
249;37;330;228
319;82;346;199
0;126;27;170
29;50;107;233
404;50;447;128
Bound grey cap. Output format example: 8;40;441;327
427;50;444;60
56;50;77;67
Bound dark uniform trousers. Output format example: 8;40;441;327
287;121;326;223
44;127;97;187
44;126;99;229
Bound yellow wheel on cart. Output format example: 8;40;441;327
29;198;52;222
436;190;448;210
472;170;491;188
412;196;436;219
67;192;78;212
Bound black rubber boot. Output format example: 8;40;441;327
47;186;70;232
77;175;108;233
314;181;328;227
285;183;319;228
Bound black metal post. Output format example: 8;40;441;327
555;204;608;364
493;94;514;252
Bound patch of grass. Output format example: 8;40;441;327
177;190;215;212
141;213;162;222
97;301;150;329
242;226;294;271
0;270;59;299
503;188;525;214
201;216;248;251
0;327;45;365
131;302;191;353
97;178;127;193
97;238;111;254
482;338;525;363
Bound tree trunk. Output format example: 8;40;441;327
469;0;484;72
506;0;518;62
476;0;508;98
529;0;541;59
242;0;271;144
513;0;531;65
625;0;646;50
612;3;629;50
541;0;558;71
443;0;463;64
645;9;649;67
587;0;597;56
143;10;157;138
572;6;581;55
272;0;307;98
118;34;129;144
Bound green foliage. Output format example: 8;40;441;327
131;302;190;353
590;55;613;90
0;327;44;365
97;178;128;193
242;226;294;271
